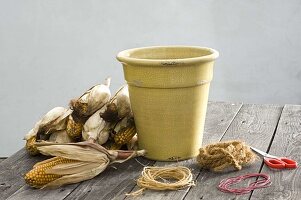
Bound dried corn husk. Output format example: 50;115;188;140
97;123;113;145
24;107;72;155
127;134;138;150
102;116;135;150
38;107;71;134
24;107;71;141
100;85;131;122
48;130;74;143
70;78;111;117
113;116;135;134
25;142;145;188
116;85;131;119
25;120;42;155
82;106;107;142
100;102;119;122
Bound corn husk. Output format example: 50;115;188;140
24;107;72;141
102;116;135;150
100;85;131;122
25;119;42;155
82;106;107;142
100;102;119;122
97;123;113;145
24;107;72;155
70;78;111;117
127;134;138;150
48;130;74;143
113;115;135;134
25;141;145;189
116;85;131;119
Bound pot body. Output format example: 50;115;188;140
117;46;219;161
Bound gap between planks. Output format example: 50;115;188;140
184;104;283;200
247;105;284;200
250;104;301;200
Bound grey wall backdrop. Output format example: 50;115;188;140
1;0;301;156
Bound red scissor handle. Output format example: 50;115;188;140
280;157;298;168
264;157;298;169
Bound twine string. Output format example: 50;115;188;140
197;140;258;172
127;166;195;196
218;173;271;195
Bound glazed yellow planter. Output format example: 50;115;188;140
117;46;219;161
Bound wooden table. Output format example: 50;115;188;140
1;102;300;200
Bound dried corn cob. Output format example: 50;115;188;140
70;78;111;117
66;114;84;140
102;140;122;150
24;142;146;189
25;136;39;156
114;126;136;146
25;157;76;188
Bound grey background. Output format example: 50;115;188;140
1;0;300;156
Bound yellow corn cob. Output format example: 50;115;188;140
103;141;122;150
66;115;83;140
24;157;76;188
26;136;39;156
114;126;136;146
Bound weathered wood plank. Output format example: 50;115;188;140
6;157;152;200
63;157;154;200
125;102;243;200
251;104;301;200
0;148;46;200
64;102;242;200
185;104;283;200
7;184;81;200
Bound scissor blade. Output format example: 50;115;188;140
250;147;278;159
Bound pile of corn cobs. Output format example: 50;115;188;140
24;77;138;156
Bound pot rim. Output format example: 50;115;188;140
116;46;219;66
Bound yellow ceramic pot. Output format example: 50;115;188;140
117;46;219;161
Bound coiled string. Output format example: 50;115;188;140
127;166;195;196
218;173;271;195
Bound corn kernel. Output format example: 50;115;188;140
25;157;77;188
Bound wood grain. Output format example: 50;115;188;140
5;102;293;200
6;157;153;200
185;104;283;200
125;102;243;200
0;149;45;200
63;102;241;200
251;104;301;200
63;157;155;200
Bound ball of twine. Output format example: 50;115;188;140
197;140;257;172
127;166;195;196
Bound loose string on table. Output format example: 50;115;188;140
218;173;271;195
126;166;195;196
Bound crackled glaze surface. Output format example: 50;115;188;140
117;46;219;160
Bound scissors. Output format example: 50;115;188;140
250;147;298;169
